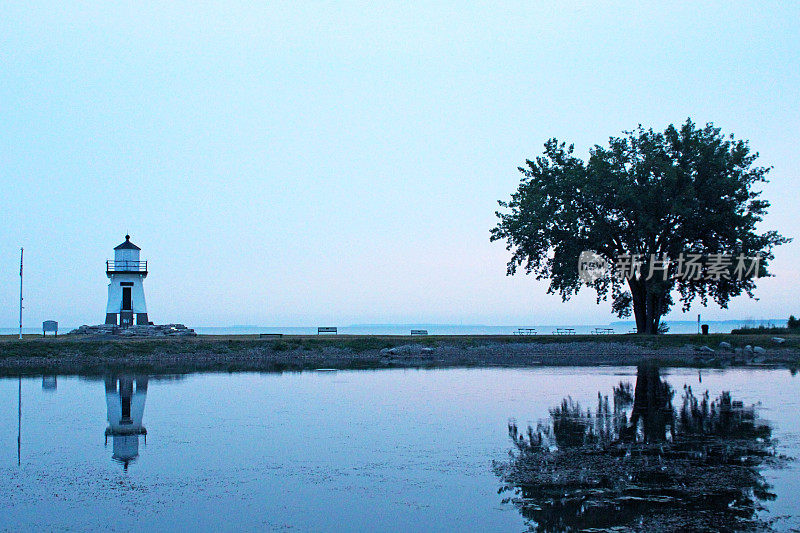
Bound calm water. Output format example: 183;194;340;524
1;368;798;531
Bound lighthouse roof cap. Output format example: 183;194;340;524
114;235;141;251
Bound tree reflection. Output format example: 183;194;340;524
496;365;785;532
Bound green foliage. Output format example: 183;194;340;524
492;119;789;334
788;315;799;330
271;340;289;352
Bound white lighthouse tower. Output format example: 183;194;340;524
105;235;149;327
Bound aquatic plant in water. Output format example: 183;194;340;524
496;365;788;532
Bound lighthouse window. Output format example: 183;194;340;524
120;282;133;286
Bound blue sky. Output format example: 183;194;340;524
2;1;799;327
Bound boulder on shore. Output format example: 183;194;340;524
380;345;429;357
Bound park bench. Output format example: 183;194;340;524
259;333;283;338
514;328;537;336
553;328;576;335
42;320;58;337
410;329;428;336
318;327;338;335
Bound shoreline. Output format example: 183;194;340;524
1;334;798;376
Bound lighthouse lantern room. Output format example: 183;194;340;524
105;235;149;327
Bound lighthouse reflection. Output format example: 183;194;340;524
104;375;148;470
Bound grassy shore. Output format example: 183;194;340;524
1;333;798;376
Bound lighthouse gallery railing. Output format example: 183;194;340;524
106;260;148;273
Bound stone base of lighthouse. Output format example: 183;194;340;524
105;313;149;326
70;323;196;336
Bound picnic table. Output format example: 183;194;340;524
514;328;538;336
553;328;576;335
592;328;615;335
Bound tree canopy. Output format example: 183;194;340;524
491;119;789;334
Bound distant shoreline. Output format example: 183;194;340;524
0;334;798;376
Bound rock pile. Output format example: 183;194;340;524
69;323;197;337
380;345;436;356
694;342;774;365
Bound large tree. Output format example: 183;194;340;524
491;119;789;334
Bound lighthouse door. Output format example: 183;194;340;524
122;287;132;311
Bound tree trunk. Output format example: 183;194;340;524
628;278;661;334
628;278;647;333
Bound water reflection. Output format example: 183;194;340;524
497;364;786;532
104;375;148;470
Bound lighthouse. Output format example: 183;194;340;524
105;235;149;327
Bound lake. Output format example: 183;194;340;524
1;367;798;531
